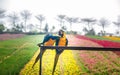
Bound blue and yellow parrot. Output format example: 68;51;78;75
32;30;68;75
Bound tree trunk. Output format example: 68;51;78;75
102;25;105;35
118;25;120;34
24;19;27;32
88;22;90;31
40;21;42;32
70;22;72;31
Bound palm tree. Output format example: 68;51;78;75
50;26;55;33
56;15;66;28
27;24;34;32
44;23;49;33
82;27;88;34
0;24;5;33
35;14;45;32
113;16;120;34
7;12;19;32
0;8;6;18
65;17;78;31
20;10;31;32
0;9;6;24
98;18;110;35
81;18;96;31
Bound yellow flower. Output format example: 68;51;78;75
104;36;120;41
20;49;82;75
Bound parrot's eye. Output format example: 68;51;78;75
58;31;62;36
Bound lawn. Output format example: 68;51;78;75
0;35;44;75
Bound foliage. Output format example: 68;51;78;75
44;23;49;33
56;15;66;28
7;12;23;33
113;16;120;34
12;24;23;33
50;26;55;32
61;26;67;31
0;8;6;18
0;24;5;33
35;14;45;32
20;10;32;32
83;27;96;35
68;31;77;34
35;15;45;22
86;28;96;35
65;17;79;30
7;12;19;25
81;18;96;31
98;18;110;35
21;10;31;21
27;24;35;32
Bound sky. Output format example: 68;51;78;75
1;0;120;33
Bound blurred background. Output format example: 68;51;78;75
0;0;120;36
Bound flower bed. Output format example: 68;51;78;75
0;34;24;41
76;35;120;48
72;35;120;74
104;36;120;41
76;35;120;56
20;50;82;75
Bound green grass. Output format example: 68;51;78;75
0;35;44;75
86;35;109;40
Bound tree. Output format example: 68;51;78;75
66;17;78;31
87;28;96;35
83;27;95;35
7;12;20;32
98;18;110;35
0;24;5;33
0;8;6;18
61;26;67;31
0;9;6;24
113;22;120;34
35;14;45;32
83;27;88;34
44;23;49;33
21;10;31;32
19;22;24;32
113;16;120;34
14;24;24;33
27;24;34;32
81;18;96;31
56;15;66;28
50;26;55;33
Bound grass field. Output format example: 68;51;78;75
0;35;44;75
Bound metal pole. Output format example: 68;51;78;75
38;45;120;75
40;46;120;51
39;47;43;75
